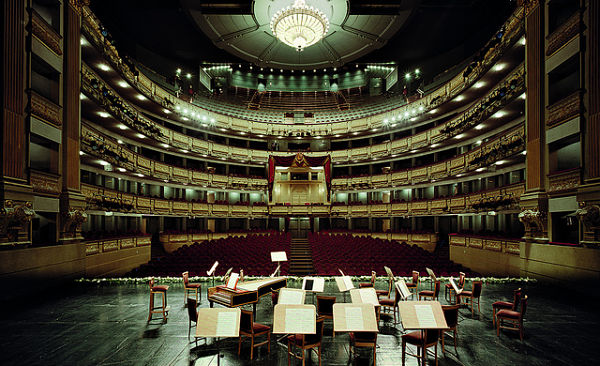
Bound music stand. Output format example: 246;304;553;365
335;276;355;302
350;287;381;322
207;261;219;287
196;308;241;366
273;304;317;334
278;288;306;305
271;251;287;277
302;277;325;304
425;267;437;291
333;303;379;333
398;301;448;366
449;277;463;305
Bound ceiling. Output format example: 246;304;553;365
90;0;515;75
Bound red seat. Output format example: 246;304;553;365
151;285;169;292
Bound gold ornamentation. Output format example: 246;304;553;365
30;91;62;126
30;171;61;196
62;208;88;233
30;9;62;55
547;169;580;193
546;90;582;127
547;11;581;56
0;201;35;239
575;205;600;230
518;209;546;237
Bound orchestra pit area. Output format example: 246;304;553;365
1;0;599;365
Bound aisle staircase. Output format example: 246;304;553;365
289;238;314;275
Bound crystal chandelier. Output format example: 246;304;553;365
270;0;329;51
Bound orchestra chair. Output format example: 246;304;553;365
492;288;522;327
238;309;271;360
402;329;440;366
379;287;400;323
419;280;441;301
496;295;528;341
405;271;420;297
441;305;460;353
458;280;483;316
148;277;169;321
287;317;324;366
186;298;206;345
445;271;465;303
376;276;393;298
271;289;279;307
359;271;377;288
182;271;201;304
349;331;378;365
316;295;336;337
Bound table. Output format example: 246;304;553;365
196;308;241;366
398;301;448;366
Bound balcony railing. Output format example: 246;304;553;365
546;11;582;56
30;8;62;55
30;90;62;127
547;167;580;194
546;90;583;127
449;234;521;255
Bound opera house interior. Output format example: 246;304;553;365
0;0;599;364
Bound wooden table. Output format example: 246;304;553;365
398;301;448;366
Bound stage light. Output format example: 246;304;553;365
117;124;127;130
98;111;109;118
405;73;411;80
118;81;128;88
98;63;110;71
186;73;191;79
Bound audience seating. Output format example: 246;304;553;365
492;288;522;327
496;295;528;341
238;309;271;360
131;232;291;277
309;232;474;277
287;317;324;366
148;277;169;321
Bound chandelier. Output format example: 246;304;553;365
270;0;329;51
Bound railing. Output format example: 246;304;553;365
546;11;582;56
449;234;521;255
80;5;524;135
84;235;151;256
546;90;583;127
82;61;525;164
547;167;580;194
30;8;62;55
80;182;525;218
29;170;61;196
30;90;62;127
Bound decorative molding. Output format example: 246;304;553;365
30;8;62;55
30;90;62;127
546;11;581;56
518;209;546;237
30;170;61;196
69;0;90;14
520;0;540;17
0;200;35;240
576;204;600;231
547;168;580;194
62;208;88;234
546;90;583;127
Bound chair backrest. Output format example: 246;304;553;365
512;288;523;311
304;317;324;346
458;272;466;287
472;281;483;298
149;277;155;288
354;331;377;345
240;309;253;333
182;271;189;286
187;298;198;323
442;304;460;328
316;296;336;315
520;295;528;318
271;290;279;306
424;329;441;344
434;280;441;297
370;271;377;284
412;270;419;283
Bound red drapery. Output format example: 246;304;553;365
268;153;332;201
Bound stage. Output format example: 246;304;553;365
0;279;597;365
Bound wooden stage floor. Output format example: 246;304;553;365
0;279;597;365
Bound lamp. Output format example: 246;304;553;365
270;0;329;51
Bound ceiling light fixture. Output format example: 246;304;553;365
270;0;329;51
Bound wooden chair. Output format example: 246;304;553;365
405;270;419;297
376;276;393;298
492;288;522;327
379;287;400;323
316;295;336;337
349;331;378;365
402;329;440;366
187;298;198;338
148;277;169;321
496;295;528;341
287;317;324;366
238;309;271;359
271;289;279;307
359;271;377;288
445;271;465;303
419;280;441;301
458;280;483;316
441;305;460;353
182;271;201;304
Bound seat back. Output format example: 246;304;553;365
354;331;377;345
240;310;253;334
458;272;466;288
370;271;377;285
520;295;528;318
182;271;189;287
187;298;198;323
442;305;460;328
512;288;523;311
304;317;324;346
412;270;419;284
424;329;441;344
149;277;155;288
434;280;441;297
271;290;279;306
472;281;483;298
316;296;336;316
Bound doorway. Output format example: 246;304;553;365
289;217;311;238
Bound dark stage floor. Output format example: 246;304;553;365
0;279;597;366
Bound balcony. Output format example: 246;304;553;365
30;8;62;56
30;90;62;127
546;90;583;127
546;11;581;56
547;167;580;194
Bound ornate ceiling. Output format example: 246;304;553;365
186;0;418;69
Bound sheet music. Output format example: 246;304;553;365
396;279;412;300
359;288;379;305
216;311;238;336
207;261;219;276
415;304;437;328
345;307;364;330
285;308;313;333
226;273;239;289
449;277;462;294
426;267;437;282
279;289;304;305
343;276;354;291
271;251;288;262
